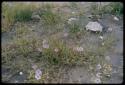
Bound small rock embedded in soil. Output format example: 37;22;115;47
72;11;75;14
107;28;113;32
99;36;103;40
19;72;23;75
114;16;119;21
73;47;84;52
54;48;59;53
85;21;103;32
101;42;105;46
31;14;41;21
67;18;78;24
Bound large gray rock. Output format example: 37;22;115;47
85;21;103;32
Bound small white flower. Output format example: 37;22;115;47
19;72;23;75
43;44;49;49
114;16;119;21
35;69;42;75
54;48;59;52
99;36;103;40
35;73;41;80
96;72;101;78
35;69;42;80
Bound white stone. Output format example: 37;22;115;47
68;18;78;24
107;28;113;32
114;16;119;21
74;47;84;52
99;36;103;40
31;15;41;20
54;48;59;52
85;21;103;32
72;11;75;14
19;72;23;75
101;42;104;46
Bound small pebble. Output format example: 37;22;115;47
99;36;103;40
37;48;42;52
108;28;113;32
19;72;23;75
89;66;93;70
32;26;35;28
114;16;119;21
106;74;111;77
54;48;59;52
101;42;104;46
68;18;77;24
72;11;75;14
